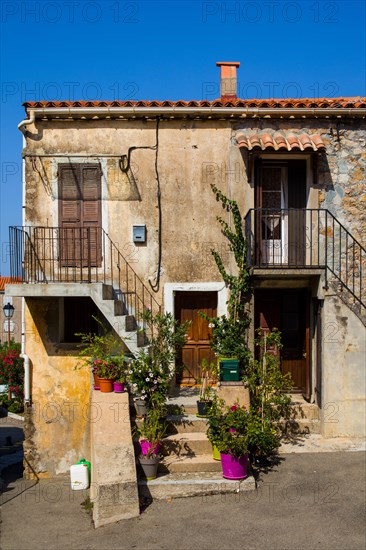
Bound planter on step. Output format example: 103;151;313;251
134;397;148;418
98;378;114;393
212;445;221;461
140;440;161;457
139;456;159;481
220;452;249;480
196;400;212;417
93;373;100;391
113;381;125;393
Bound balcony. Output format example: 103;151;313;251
244;208;365;308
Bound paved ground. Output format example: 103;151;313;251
1;416;365;550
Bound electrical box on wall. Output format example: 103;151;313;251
133;225;146;243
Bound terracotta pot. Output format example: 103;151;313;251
98;378;113;393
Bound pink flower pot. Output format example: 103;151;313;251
113;381;125;393
140;440;161;456
220;452;249;480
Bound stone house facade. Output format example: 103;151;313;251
7;62;366;478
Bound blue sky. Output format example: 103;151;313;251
0;0;365;274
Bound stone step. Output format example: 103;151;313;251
138;470;256;500
160;453;222;474
162;432;212;457
282;418;322;435
290;402;320;421
166;415;208;434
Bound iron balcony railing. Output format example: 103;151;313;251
9;226;161;330
244;208;365;309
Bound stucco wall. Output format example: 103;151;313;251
321;293;366;438
23;299;91;477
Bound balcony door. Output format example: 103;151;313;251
58;163;102;268
255;159;307;266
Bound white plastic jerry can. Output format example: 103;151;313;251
70;463;89;490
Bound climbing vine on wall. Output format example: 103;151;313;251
210;183;251;321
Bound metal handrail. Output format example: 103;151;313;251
244;208;365;309
9;226;161;328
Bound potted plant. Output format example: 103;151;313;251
110;356;126;393
133;406;167;480
75;318;125;392
127;310;189;411
196;359;217;417
206;397;250;479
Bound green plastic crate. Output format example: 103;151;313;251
219;359;240;382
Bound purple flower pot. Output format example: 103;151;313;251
113;381;125;393
220;452;249;480
140;440;161;456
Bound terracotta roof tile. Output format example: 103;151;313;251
22;97;366;110
0;277;21;292
235;130;326;151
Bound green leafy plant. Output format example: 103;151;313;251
133;406;167;458
127;310;189;407
202;184;251;372
245;328;294;456
75;317;125;380
198;359;217;402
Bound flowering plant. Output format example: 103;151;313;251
206;396;279;458
127;310;189;407
0;342;24;399
75;318;126;380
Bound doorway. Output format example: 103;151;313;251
255;159;307;266
175;291;217;384
255;288;310;395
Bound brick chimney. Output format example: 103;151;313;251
216;61;240;100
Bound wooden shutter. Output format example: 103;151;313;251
58;163;102;267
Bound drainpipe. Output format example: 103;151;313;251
18;110;35;133
20;297;31;405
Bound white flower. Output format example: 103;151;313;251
149;372;153;377
208;323;214;328
153;379;157;384
140;395;146;400
145;377;150;382
141;389;146;394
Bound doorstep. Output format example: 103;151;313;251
138;470;256;500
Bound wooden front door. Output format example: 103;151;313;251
255;289;309;394
58;163;102;267
255;159;307;266
175;291;217;384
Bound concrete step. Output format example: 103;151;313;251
162;432;212;457
138;470;256;500
166;415;208;434
160;453;222;474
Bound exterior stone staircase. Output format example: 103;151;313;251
136;389;322;502
136;390;256;501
